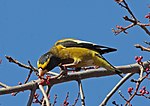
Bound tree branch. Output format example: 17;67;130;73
39;85;50;106
124;62;148;106
27;85;37;106
114;0;150;35
0;61;150;95
42;86;51;106
100;73;134;106
5;55;59;76
77;80;85;106
134;44;150;52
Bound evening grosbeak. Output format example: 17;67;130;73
37;38;123;78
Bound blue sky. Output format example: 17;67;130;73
0;0;150;106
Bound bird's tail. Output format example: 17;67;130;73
95;54;123;78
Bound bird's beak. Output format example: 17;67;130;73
38;68;47;77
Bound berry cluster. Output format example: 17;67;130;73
128;87;134;93
145;13;150;19
139;86;149;96
135;56;143;64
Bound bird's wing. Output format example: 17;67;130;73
55;38;117;54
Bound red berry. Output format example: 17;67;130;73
146;91;149;94
142;86;146;90
136;58;141;62
128;87;133;93
18;82;22;85
139;89;143;93
146;68;150;72
139;56;143;59
145;13;150;19
11;93;15;96
141;90;145;95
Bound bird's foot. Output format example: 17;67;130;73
81;66;100;70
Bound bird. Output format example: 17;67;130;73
37;38;123;78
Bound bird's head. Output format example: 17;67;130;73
37;52;61;77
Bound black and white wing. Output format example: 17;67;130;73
55;38;117;54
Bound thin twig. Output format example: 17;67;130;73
77;80;85;106
134;44;150;52
42;86;51;106
100;73;134;106
124;65;147;106
114;0;150;35
39;84;50;106
5;55;34;70
118;91;129;103
144;41;150;45
122;0;137;20
25;69;33;84
5;55;58;76
112;23;135;35
72;92;80;106
63;92;69;105
0;82;10;88
27;85;37;106
52;94;57;106
124;75;147;106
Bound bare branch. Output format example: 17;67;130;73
144;41;150;45
134;44;150;52
122;0;137;21
72;92;80;106
0;80;38;95
0;61;150;95
39;85;50;106
5;55;60;76
52;94;57;106
5;55;34;70
124;64;148;106
114;0;150;35
0;82;10;88
27;85;37;106
77;80;85;106
100;73;134;106
112;23;135;35
42;86;51;106
118;91;132;106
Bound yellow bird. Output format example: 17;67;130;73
37;38;123;77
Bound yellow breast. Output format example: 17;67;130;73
57;47;98;67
